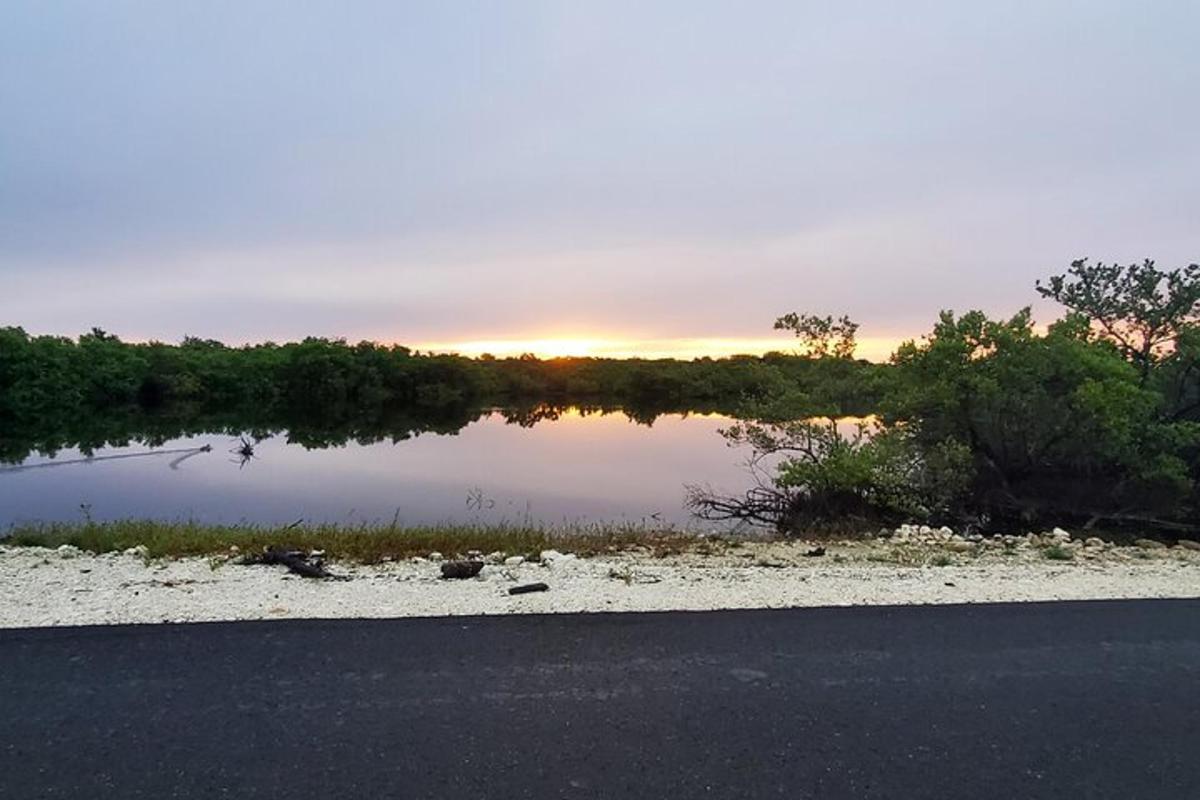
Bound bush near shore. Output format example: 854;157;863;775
691;260;1200;536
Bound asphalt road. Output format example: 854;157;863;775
2;600;1198;799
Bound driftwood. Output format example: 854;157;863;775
440;560;484;579
242;546;348;580
508;582;549;595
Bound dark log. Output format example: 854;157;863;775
440;560;484;579
508;582;549;595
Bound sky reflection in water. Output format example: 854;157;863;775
0;411;757;529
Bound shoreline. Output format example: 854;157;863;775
4;534;1199;629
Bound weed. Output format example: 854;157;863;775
1042;544;1074;561
607;566;634;585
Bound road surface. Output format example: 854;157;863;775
2;600;1198;798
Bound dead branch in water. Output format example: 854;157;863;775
0;445;213;474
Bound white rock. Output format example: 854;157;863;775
428;552;443;562
477;565;505;581
504;556;525;566
122;545;149;559
539;549;577;566
938;526;954;537
487;551;505;563
56;545;81;559
1084;537;1106;549
918;525;932;535
1050;528;1071;543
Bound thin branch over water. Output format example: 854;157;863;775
0;445;213;474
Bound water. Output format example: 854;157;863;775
0;410;755;529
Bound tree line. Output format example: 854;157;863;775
0;331;884;462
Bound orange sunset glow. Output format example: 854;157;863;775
411;335;901;362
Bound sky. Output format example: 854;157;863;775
2;1;1198;360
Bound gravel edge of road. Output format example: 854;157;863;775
4;537;1200;628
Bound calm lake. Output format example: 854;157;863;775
0;410;756;530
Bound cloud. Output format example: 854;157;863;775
1;1;1198;349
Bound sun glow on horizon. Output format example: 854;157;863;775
410;336;900;362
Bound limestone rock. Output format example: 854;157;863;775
478;565;507;581
539;550;578;566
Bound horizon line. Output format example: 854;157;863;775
408;336;900;362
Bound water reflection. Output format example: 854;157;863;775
0;401;717;465
0;408;752;529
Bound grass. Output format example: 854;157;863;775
864;545;962;567
1041;544;1075;561
3;519;698;564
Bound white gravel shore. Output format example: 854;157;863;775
3;535;1200;628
